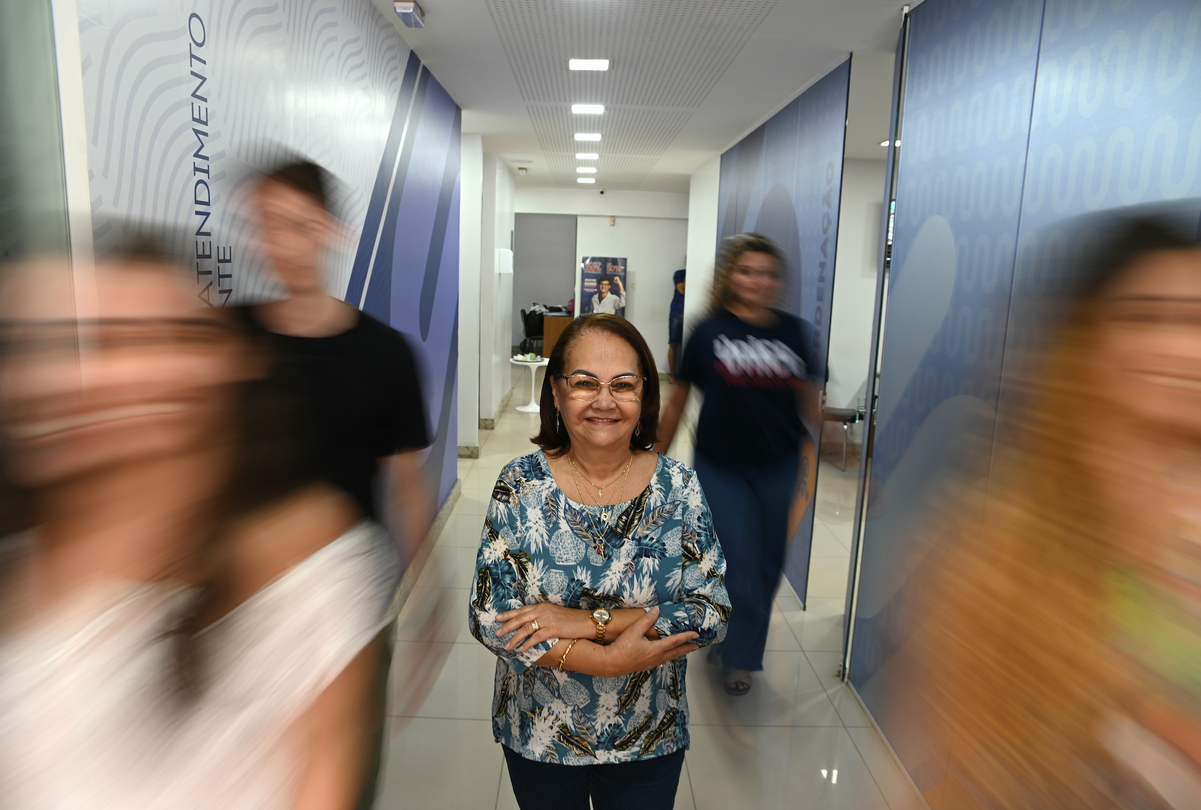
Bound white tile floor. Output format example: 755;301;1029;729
375;396;924;810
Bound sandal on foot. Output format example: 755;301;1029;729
724;668;752;695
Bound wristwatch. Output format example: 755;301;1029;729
590;608;612;644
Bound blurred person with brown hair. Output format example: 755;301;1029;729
903;217;1201;809
656;233;821;696
244;159;431;551
0;240;397;809
242;159;434;808
469;314;729;810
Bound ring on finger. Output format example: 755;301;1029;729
531;619;540;631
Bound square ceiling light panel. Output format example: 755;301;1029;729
569;59;610;71
393;1;424;27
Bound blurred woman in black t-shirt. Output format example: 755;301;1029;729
657;233;821;695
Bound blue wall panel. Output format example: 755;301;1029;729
715;60;849;603
1012;0;1201;325
851;0;1201;803
849;0;1044;798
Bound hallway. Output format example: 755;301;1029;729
376;394;924;810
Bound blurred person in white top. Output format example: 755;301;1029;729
0;239;396;810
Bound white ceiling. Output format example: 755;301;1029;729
372;0;903;192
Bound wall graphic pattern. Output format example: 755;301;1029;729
716;59;849;604
851;0;1201;802
77;0;460;512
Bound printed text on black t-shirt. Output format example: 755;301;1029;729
712;335;807;389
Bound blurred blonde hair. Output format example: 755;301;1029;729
909;226;1201;807
914;318;1134;808
708;233;786;313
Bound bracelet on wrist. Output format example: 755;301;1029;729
557;639;579;673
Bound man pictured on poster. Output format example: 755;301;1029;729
589;273;626;315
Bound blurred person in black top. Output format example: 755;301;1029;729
244;160;430;545
656;233;821;697
243;160;431;809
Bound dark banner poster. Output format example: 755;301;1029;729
580;256;628;317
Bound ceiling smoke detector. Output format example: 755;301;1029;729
394;1;425;28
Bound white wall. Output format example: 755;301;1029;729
50;0;93;270
574;216;687;375
479;153;515;422
827;158;885;409
681;156;722;425
516;187;689;219
458;133;483;449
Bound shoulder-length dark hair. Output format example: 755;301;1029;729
532;314;660;456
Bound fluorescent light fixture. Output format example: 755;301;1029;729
577;178;596;184
571;104;605;115
576;153;599;160
393;1;425;27
574;133;601;142
569;59;610;71
576;167;597;173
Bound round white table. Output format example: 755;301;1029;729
510;356;550;413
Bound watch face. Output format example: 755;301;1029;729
592;608;611;623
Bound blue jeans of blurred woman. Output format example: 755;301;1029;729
693;450;799;671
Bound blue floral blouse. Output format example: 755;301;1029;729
468;451;730;765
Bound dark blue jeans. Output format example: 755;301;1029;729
693;451;799;672
503;746;686;810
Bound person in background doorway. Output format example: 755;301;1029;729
656;233;821;696
589;274;626;315
469;315;729;810
668;267;685;380
244;159;432;808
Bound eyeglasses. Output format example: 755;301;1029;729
558;373;646;402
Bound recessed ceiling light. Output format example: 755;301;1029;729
574;133;601;141
879;139;889;146
393;1;425;27
577;178;596;184
576;153;599;160
569;59;610;71
571;104;605;115
576;167;597;174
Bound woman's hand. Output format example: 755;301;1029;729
496;603;594;653
601;607;698;677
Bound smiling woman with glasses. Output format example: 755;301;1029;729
468;314;729;810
